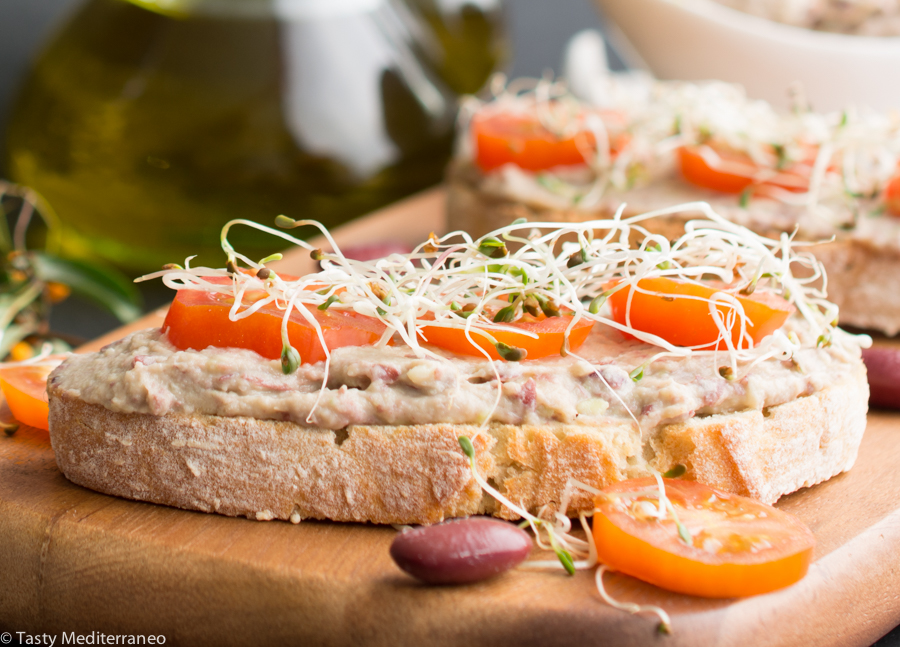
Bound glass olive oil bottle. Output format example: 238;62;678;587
6;0;505;272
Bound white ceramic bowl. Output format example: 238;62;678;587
593;0;900;112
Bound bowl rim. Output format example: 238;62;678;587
651;0;900;51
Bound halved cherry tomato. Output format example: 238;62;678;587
419;313;594;361
678;145;812;195
472;112;628;173
0;358;64;430
163;288;386;363
884;171;900;216
593;478;816;598
607;277;794;350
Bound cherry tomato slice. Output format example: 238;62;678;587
419;314;594;361
472;112;628;173
163;289;386;363
0;358;64;430
884;172;900;217
594;478;816;598
678;145;811;195
607;277;794;350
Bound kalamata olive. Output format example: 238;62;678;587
862;346;900;409
390;517;532;584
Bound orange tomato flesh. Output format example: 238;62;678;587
419;313;594;361
472;112;628;173
0;359;64;430
608;277;794;350
594;478;815;598
163;288;386;363
678;145;812;195
884;171;900;216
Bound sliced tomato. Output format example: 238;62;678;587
607;277;794;350
593;478;816;598
884;171;900;216
163;288;386;363
419;313;594;361
0;357;65;430
472;112;628;173
678;145;812;195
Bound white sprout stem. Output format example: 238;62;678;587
595;566;672;633
142;197;863;441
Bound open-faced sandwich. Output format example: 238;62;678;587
448;74;900;335
46;207;869;526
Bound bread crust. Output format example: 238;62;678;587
447;166;900;336
48;360;868;524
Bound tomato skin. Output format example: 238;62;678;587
472;112;630;173
163;289;386;363
0;359;64;430
419;314;594;361
593;478;816;598
884;172;900;216
678;145;811;195
608;277;794;350
473;113;593;172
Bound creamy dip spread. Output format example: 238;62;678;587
51;323;860;432
465;160;900;252
713;0;900;36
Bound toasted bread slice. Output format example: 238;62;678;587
48;360;867;525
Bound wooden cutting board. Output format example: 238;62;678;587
2;187;899;646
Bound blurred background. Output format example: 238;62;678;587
0;0;616;340
1;0;615;153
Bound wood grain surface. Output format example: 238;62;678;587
2;187;899;646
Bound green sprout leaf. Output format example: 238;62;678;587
773;143;788;170
275;215;297;228
663;464;686;479
523;296;541;317
259;253;283;264
629;365;645;382
317;295;340;311
588;293;607;315
493;305;517;323
281;345;300;374
567;248;587;268
458;435;475;460
556;547;576;576
495;342;527;361
477;237;508;259
538;297;560;318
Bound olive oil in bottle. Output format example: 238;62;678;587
6;0;505;271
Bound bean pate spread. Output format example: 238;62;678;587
51;322;861;432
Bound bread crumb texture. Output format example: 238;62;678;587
48;360;867;525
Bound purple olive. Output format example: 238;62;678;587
862;346;900;409
390;517;532;584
